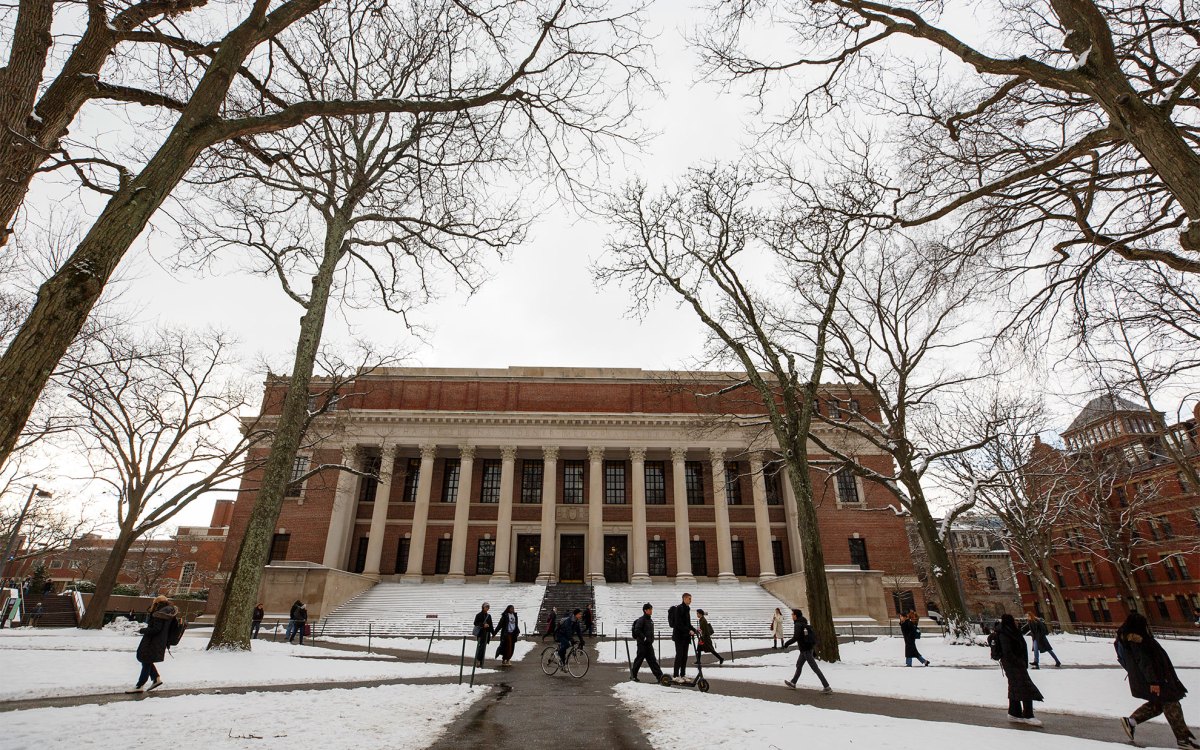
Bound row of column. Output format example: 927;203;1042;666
323;444;791;584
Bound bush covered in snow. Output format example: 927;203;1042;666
103;617;142;635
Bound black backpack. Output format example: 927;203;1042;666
802;624;818;649
168;614;186;647
667;605;677;629
988;636;1002;661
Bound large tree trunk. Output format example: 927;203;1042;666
906;486;971;636
208;217;348;651
1034;561;1076;634
78;526;138;629
782;440;840;663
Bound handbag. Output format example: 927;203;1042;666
472;625;482;637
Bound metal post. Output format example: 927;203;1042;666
459;636;467;684
624;639;631;669
728;630;733;662
469;657;478;688
273;623;279;642
426;628;434;663
850;623;856;644
368;622;372;655
614;638;618;659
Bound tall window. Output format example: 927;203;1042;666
836;471;861;504
725;462;742;505
1155;595;1170;618
476;539;496;575
402;458;421;502
1160;516;1175;538
648;540;667;575
1074;561;1088;586
1054;565;1066;587
269;533;291;563
690;540;708;577
765;464;782;505
435;539;452;574
644;462;666;504
562;460;585;504
685;462;704;505
731;539;747;576
480;459;502;503
604;461;627;504
848;538;869;570
358;455;382;502
441;459;461;502
179;562;196;588
521;460;544;503
1163;556;1178;581
1177;595;1196;622
353;536;368;573
395;538;410;574
285;456;309;497
1140;556;1155;582
1177;555;1191;580
986;566;999;590
772;540;786;575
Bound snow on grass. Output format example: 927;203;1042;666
613;682;1118;749
323;634;537;662
3;683;482;750
0;628;486;700
594;637;780;664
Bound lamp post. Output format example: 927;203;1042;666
2;485;53;579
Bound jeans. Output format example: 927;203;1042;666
476;636;489;666
251;620;262;639
285;619;297;642
1008;698;1034;718
673;638;690;677
1131;700;1195;742
556;636;573;665
1032;645;1060;667
137;661;160;687
791;649;830;688
631;641;662;680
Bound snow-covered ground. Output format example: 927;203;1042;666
613;682;1124;749
595;637;780;663
323;634;537;662
3;684;481;750
0;627;487;700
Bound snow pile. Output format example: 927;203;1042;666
103;617;143;635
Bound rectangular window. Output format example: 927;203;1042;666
269;533;291;563
476;539;496;575
772;540;786;575
645;462;666;504
731;539;747;576
1140;556;1154;582
1074;561;1087;586
836;471;861;504
648;540;667;576
434;539;452;574
68;560;80;570
604;461;627;504
285;456;309;497
179;562;196;586
1087;598;1101;621
765;464;782;505
1175;595;1194;622
521;460;544;503
49;560;62;569
358;455;382;503
395;537;410;575
1156;595;1170;619
685;462;704;505
1115;486;1128;506
1164;556;1178;581
353;537;368;574
848;538;870;570
690;540;708;577
826;399;842;420
562;460;585;504
1085;561;1097;585
480;459;502;503
1160;516;1175;538
1054;565;1065;587
402;458;421;502
1177;555;1191;580
441;459;461;502
725;462;742;505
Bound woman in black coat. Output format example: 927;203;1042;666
127;596;178;693
473;602;495;667
996;613;1044;726
494;605;520;666
1116;612;1197;747
899;611;930;667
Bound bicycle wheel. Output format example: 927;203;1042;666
540;646;561;675
566;646;590;678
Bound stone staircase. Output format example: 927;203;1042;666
592;582;789;639
318;583;546;637
27;593;78;628
534;583;595;636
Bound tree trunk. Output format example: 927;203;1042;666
208;217;348;651
1111;561;1145;615
782;441;840;662
78;526;137;629
906;488;971;636
1035;562;1076;634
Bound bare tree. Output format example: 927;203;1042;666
0;458;95;575
125;533;184;597
67;327;265;628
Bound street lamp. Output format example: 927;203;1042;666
1;485;53;579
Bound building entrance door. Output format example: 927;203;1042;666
559;534;585;582
515;535;540;583
603;535;628;583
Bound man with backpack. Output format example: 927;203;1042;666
630;602;663;683
556;608;585;666
782;608;831;693
126;596;181;694
668;593;697;682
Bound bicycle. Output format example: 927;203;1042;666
540;641;590;678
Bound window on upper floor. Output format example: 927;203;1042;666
480;459;502;503
725;462;742;505
521;460;544;503
648;540;667;576
986;566;999;590
358;455;382;503
562;461;584;504
848;538;870;571
604;461;627;504
402;458;421;502
285;456;309;497
440;459;461;503
685;462;704;505
645;462;666;505
835;471;861;505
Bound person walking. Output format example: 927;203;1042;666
473;602;495;668
251;603;265;640
900;610;931;667
583;606;594;636
1115;612;1198;748
1023;612;1061;669
668;593;698;682
995;613;1044;726
126;596;178;693
782;608;831;694
285;600;303;643
494;605;520;666
543;607;557;642
770;607;785;649
30;603;44;627
630;603;664;683
694;609;725;666
291;602;308;645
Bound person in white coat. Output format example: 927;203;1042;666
771;608;785;649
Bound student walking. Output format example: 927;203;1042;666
289;602;308;645
473;602;495;668
995;613;1044;726
583;606;594;636
251;603;264;640
694;609;725;666
900;611;931;667
630;603;664;683
770;607;785;649
1023;613;1061;669
782;608;831;694
1115;612;1198;749
285;600;303;643
543;608;557;642
126;596;179;693
668;593;698;681
494;605;520;666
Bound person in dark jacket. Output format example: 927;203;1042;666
543;608;557;642
669;593;698;681
473;602;495;667
630;603;663;682
694;609;725;666
996;613;1044;726
285;600;303;643
782;608;831;693
556;608;585;665
583;606;594;636
251;603;265;640
289;602;308;645
126;596;178;693
900;611;930;667
1115;612;1197;748
494;605;520;666
1022;612;1061;669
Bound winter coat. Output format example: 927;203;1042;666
900;618;922;658
473;611;494;641
556;614;584;642
1116;633;1188;703
771;612;785;640
289;602;303;621
632;614;655;646
670;602;694;641
494;612;519;659
136;604;178;665
996;622;1043;702
783;616;817;651
294;606;308;624
1022;618;1053;653
698;616;714;644
252;606;264;623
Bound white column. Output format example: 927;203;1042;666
751;453;780;582
587;446;605;583
630;447;651;583
363;444;398;577
445;444;475;583
322;444;361;569
671;447;695;584
710;448;738;584
490;446;517;584
402;444;438;582
536;446;558;583
780;460;804;576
